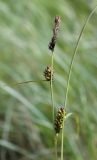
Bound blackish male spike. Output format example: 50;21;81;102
48;16;61;52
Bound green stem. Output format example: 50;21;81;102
50;52;56;159
50;52;54;125
55;134;58;160
61;5;97;160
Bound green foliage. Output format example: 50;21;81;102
0;0;97;159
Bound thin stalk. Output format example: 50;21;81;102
50;52;55;125
55;134;58;160
50;52;56;159
61;5;97;160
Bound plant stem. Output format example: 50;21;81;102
50;52;54;125
61;5;97;160
50;52;56;159
55;134;58;160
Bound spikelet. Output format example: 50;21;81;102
44;66;53;81
54;107;66;134
48;16;61;52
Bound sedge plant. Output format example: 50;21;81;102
2;5;97;160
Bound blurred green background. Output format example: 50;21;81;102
0;0;97;160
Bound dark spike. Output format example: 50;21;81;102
48;16;61;52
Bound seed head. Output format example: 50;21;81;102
48;16;61;52
54;107;66;134
44;66;53;81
